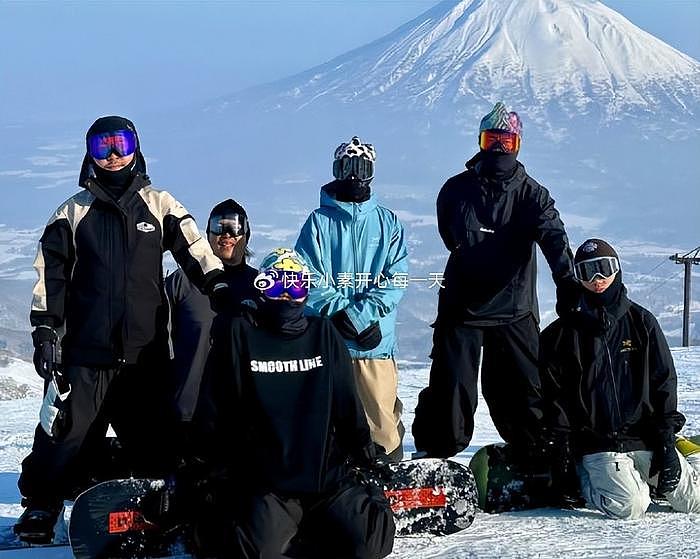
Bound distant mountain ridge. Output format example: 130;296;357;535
211;0;700;132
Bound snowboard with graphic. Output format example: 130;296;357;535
68;478;184;559
384;458;478;536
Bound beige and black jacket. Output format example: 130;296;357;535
30;172;223;366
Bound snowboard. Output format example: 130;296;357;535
383;458;477;536
69;478;184;559
469;443;553;513
68;459;477;557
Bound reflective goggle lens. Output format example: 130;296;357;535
208;213;247;237
479;130;520;153
574;256;620;282
87;130;137;160
255;270;309;300
333;156;374;181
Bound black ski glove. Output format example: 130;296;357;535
209;283;235;314
651;435;681;496
555;277;583;318
332;310;382;350
31;325;58;380
356;322;382;351
331;309;359;340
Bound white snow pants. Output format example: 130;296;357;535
579;450;700;519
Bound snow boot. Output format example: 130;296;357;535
13;500;64;544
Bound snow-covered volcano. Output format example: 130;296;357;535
213;0;700;130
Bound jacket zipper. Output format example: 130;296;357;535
603;335;623;436
351;205;358;294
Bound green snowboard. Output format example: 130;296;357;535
469;443;553;513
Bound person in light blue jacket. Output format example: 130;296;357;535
295;137;408;461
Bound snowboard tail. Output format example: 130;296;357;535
69;478;183;559
384;458;478;536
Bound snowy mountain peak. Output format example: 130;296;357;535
239;0;700;124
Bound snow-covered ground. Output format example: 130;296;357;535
1;347;699;557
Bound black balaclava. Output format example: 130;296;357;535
207;199;251;267
478;151;518;179
256;298;308;336
84;116;146;199
582;271;623;309
334;178;372;203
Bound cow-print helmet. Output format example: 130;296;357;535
333;136;376;162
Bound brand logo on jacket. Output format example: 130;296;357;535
136;222;156;233
479;227;495;234
620;339;637;353
250;355;324;374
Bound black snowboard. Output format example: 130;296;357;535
68;478;184;559
469;443;553;513
384;458;477;536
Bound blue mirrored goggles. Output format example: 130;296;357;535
87;129;137;160
254;269;310;300
574;256;620;282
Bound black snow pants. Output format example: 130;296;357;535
412;313;545;458
193;481;395;559
18;348;174;506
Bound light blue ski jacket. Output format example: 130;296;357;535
295;183;408;359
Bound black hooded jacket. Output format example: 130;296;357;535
192;315;374;495
436;154;574;324
30;159;224;366
540;284;685;455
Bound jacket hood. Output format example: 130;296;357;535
320;181;378;216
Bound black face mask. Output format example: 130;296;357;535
334;179;372;203
256;299;308;336
478;151;517;178
582;272;623;309
92;159;136;198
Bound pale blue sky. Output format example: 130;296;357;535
0;0;698;124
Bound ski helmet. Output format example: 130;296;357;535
332;136;376;182
254;248;311;300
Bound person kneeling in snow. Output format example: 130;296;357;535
540;238;700;519
180;248;395;558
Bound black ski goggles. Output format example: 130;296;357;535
333;156;374;182
208;212;248;237
574;256;620;282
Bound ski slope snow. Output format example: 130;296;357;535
1;347;699;558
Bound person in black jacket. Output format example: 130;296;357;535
541;238;700;519
183;248;395;559
165;199;258;444
412;101;577;459
14;116;226;543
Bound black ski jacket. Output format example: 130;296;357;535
193;316;374;496
30;171;224;366
540;287;685;456
436;156;574;324
165;261;259;421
